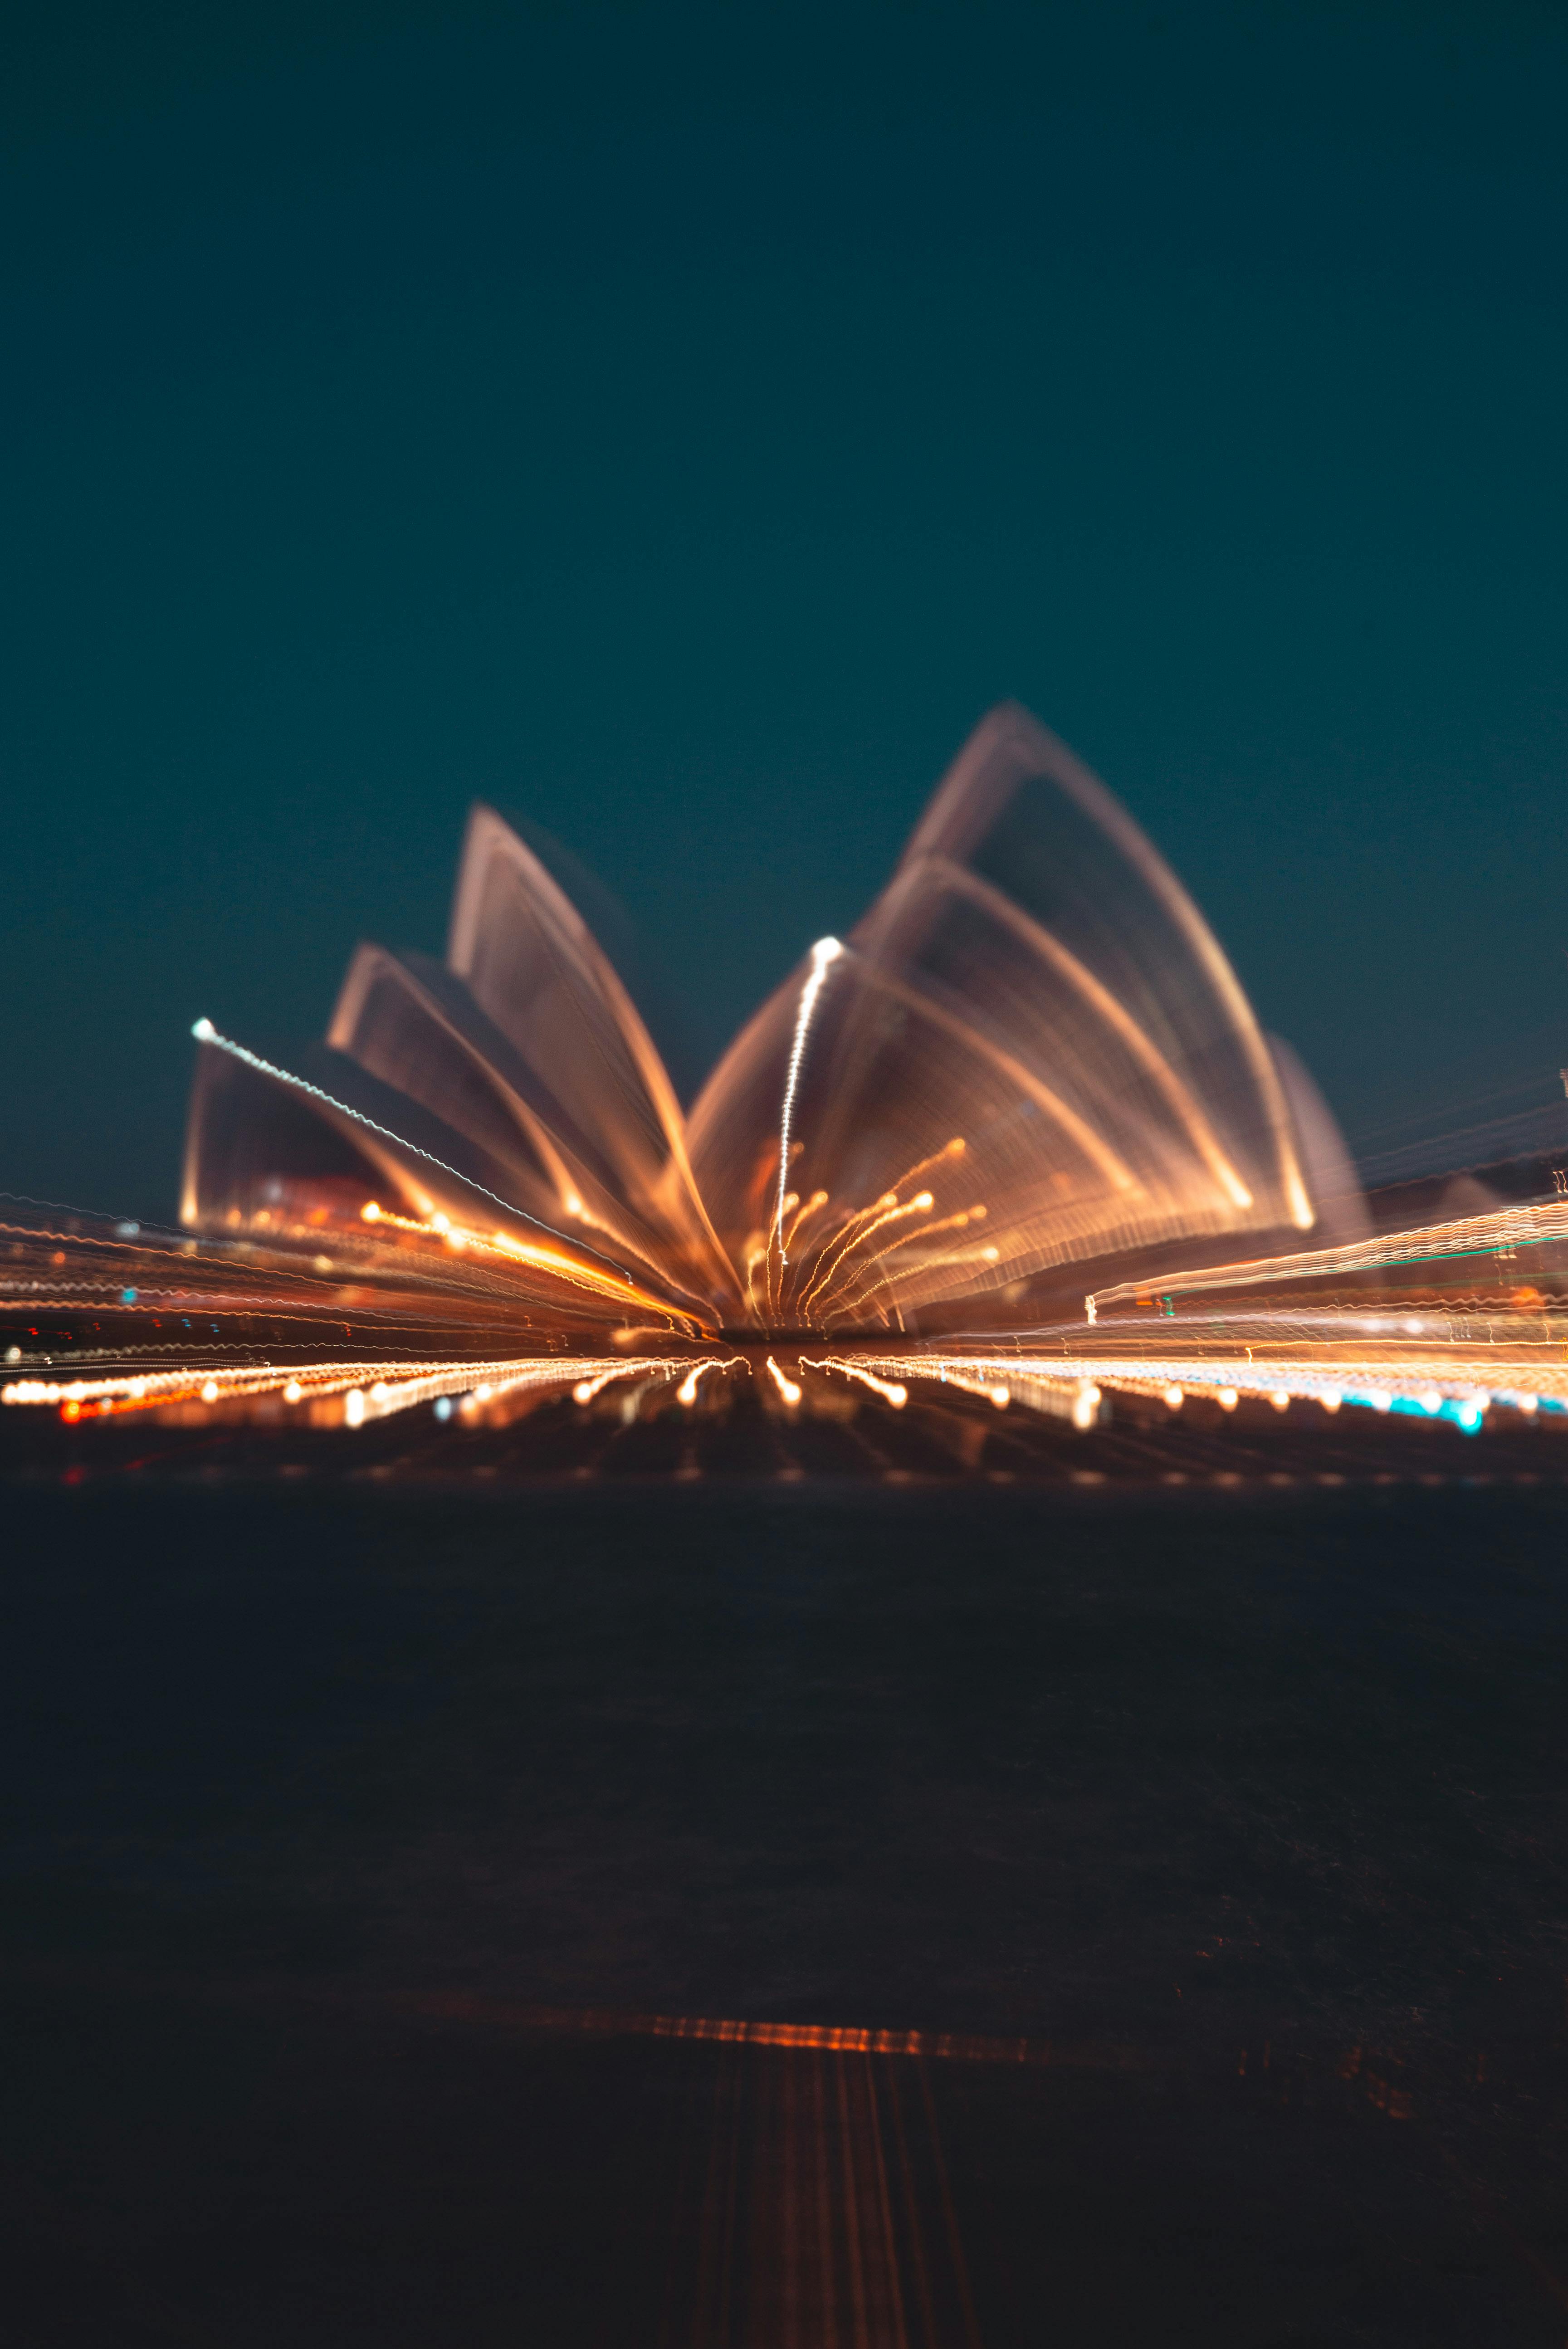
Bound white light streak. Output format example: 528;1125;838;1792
190;1017;630;1282
773;940;842;1261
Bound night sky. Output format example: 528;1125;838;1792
5;1;1566;1223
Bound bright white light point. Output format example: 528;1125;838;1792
362;1202;381;1222
1404;1319;1423;1335
677;1367;704;1406
1163;1385;1183;1411
431;1214;449;1233
1071;1382;1101;1429
774;938;844;1260
766;1356;802;1407
284;1381;303;1404
474;1382;493;1402
983;1246;1000;1262
1270;1390;1290;1411
344;1388;366;1426
1419;1388;1443;1414
564;1195;584;1217
1216;1387;1238;1411
201;1380;220;1403
191;1017;215;1041
572;1381;594;1404
988;1385;1010;1410
371;1382;389;1401
1320;1390;1342;1413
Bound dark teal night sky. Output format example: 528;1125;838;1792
6;2;1567;1220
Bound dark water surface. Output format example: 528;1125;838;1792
4;1477;1567;2344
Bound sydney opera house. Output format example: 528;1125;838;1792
5;702;1566;1450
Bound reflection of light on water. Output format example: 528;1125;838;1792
398;1994;1468;2344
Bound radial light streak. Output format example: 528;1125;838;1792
801;1357;909;1408
1087;1196;1568;1320
3;1354;691;1425
188;1019;702;1327
772;938;842;1262
674;1355;746;1405
803;1190;936;1321
823;1350;1552;1430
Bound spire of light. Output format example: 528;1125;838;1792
774;938;843;1263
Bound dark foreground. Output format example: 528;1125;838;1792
4;1456;1568;2343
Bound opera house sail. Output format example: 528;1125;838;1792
7;704;1568;1434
